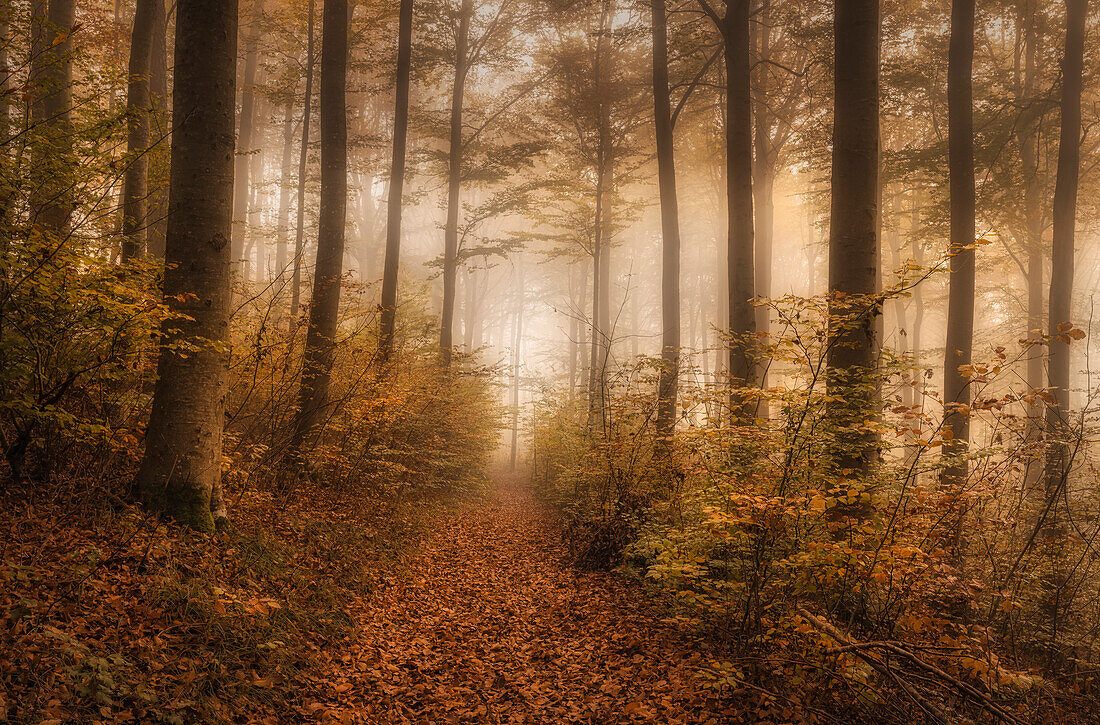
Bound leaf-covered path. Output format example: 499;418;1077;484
310;475;730;724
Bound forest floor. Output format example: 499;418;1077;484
305;473;735;724
2;473;748;724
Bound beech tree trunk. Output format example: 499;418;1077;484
941;0;975;536
379;0;413;364
291;0;348;453
136;0;239;532
651;0;680;446
439;0;473;365
752;6;773;394
725;0;756;422
29;0;75;237
826;0;881;478
1015;0;1045;433
276;97;296;293
1044;0;1085;510
291;0;316;332
232;0;264;277
147;0;169;258
120;0;156;261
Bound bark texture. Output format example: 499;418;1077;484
826;0;881;477
136;0;239;532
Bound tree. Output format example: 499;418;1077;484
1044;0;1086;516
379;0;414;364
29;0;76;236
232;0;265;279
120;0;158;262
825;0;880;478
291;0;317;329
695;0;756;420
439;0;473;364
290;0;348;454
136;0;240;532
941;0;975;535
651;0;680;446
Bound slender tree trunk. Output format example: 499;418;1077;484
752;4;773;394
1044;0;1086;523
232;0;264;277
120;0;156;261
825;0;881;482
0;1;16;238
136;0;239;532
276;97;296;297
29;0;76;237
651;0;680;446
510;272;524;471
147;0;169;258
725;0;756;422
941;0;976;535
439;0;472;365
291;0;316;332
1015;0;1045;435
379;0;413;364
291;0;348;453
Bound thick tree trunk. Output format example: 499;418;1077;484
941;0;976;551
725;0;756;423
291;0;316;332
136;0;239;532
439;0;472;365
651;0;680;446
825;0;880;480
232;0;264;277
120;0;156;261
379;0;413;364
291;0;348;453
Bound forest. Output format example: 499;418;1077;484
1;0;1098;722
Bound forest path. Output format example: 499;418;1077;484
310;473;730;724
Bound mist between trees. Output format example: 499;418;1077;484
2;0;1100;722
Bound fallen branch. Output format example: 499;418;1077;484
797;607;1024;725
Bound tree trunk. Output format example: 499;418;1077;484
136;0;239;532
439;0;472;365
940;0;975;554
291;0;316;333
291;0;348;453
147;0;169;258
651;0;680;446
752;4;773;393
232;0;264;277
120;0;156;261
725;0;756;422
379;0;413;364
1015;0;1045;434
826;0;880;481
276;97;296;297
29;0;76;237
510;272;524;471
1044;0;1085;522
